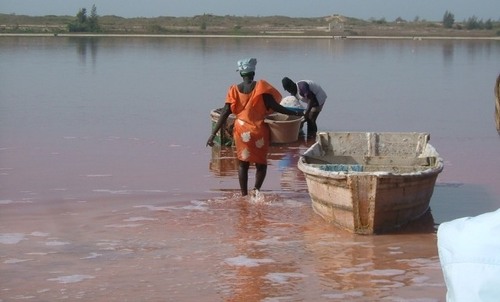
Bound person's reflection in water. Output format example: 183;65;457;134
224;201;271;301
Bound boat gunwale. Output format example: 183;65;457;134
297;155;444;179
297;131;444;179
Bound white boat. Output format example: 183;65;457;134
298;132;444;234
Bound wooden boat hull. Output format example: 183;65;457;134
298;132;444;234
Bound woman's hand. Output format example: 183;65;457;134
206;134;215;147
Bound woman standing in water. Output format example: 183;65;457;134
206;58;303;197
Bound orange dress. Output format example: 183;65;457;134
226;80;282;164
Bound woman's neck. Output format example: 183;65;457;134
238;80;256;94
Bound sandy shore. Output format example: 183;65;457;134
1;32;499;40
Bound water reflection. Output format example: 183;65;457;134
442;41;454;66
71;37;99;66
223;200;295;301
268;140;313;193
219;196;440;300
209;139;313;192
495;74;500;134
209;145;238;176
302;220;441;299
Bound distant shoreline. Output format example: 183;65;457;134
1;33;499;40
2;13;498;38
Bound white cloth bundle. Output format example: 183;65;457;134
437;208;500;302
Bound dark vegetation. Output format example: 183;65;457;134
67;5;100;32
1;7;499;37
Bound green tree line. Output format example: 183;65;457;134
443;10;494;30
68;4;100;32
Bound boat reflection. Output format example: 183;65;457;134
301;213;442;300
208;138;314;181
218;195;439;300
208;145;238;177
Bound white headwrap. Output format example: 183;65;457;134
236;58;257;73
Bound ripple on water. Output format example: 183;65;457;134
358;269;406;276
322;291;364;299
0;233;25;244
47;274;95;284
263;272;308;284
224;255;275;267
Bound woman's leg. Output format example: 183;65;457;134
254;163;267;191
238;160;250;196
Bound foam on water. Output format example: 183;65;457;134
45;240;70;246
0;233;25;244
335;266;366;274
47;275;95;284
248;189;265;204
92;189;131;195
0;199;32;204
397;257;442;269
178;200;210;211
4;258;34;264
104;223;143;228
80;252;103;260
263;272;308;284
134;205;170;211
135;200;212;212
322;291;364;299
225;255;275;267
359;269;406;276
371;279;405;288
123;216;158;222
388;246;404;255
276;199;304;208
30;232;49;237
248;236;283;246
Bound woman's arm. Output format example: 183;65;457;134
206;103;232;147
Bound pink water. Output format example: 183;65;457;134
0;138;484;301
0;170;445;301
1;36;500;301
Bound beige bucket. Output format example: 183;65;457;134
265;113;304;143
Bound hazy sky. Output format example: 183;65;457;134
1;0;499;21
